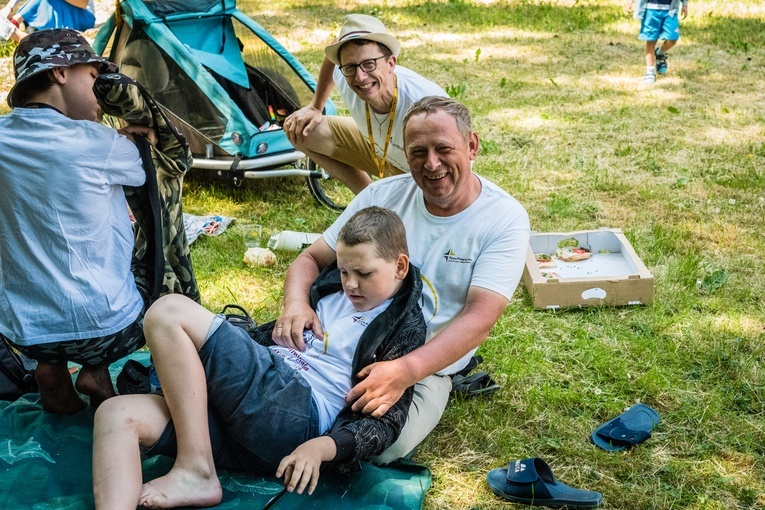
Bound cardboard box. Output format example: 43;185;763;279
523;228;654;310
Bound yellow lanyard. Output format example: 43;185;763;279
365;76;398;179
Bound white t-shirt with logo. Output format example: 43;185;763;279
323;174;530;375
334;65;447;172
270;291;392;433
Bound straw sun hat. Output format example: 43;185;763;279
324;14;401;66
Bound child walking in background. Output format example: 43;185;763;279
626;0;688;84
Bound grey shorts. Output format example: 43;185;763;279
3;313;145;367
144;319;320;473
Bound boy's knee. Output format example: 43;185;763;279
94;396;130;428
144;295;192;336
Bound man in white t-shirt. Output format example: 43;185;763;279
275;97;531;463
283;14;447;194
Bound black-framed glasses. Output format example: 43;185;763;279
339;56;387;77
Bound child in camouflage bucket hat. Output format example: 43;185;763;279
0;28;157;414
7;27;116;108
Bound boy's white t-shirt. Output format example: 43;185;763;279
323;174;530;375
270;291;392;433
334;65;447;172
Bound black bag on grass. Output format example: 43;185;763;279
0;341;36;400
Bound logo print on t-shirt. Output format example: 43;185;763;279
304;330;329;357
352;315;369;327
443;249;473;264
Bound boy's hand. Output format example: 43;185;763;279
273;302;323;351
276;437;336;495
681;4;687;19
624;0;632;14
118;124;158;146
346;359;416;418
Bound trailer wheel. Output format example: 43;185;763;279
306;160;353;211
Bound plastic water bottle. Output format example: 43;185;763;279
267;230;321;251
0;18;15;41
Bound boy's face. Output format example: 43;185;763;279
336;241;408;312
58;63;101;121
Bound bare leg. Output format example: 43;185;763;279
290;117;373;194
660;39;677;53
137;294;222;509
75;364;116;408
93;394;171;510
644;40;657;67
35;360;86;414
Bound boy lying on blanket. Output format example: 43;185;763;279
92;206;425;509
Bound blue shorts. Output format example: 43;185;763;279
144;319;320;473
17;0;95;31
639;9;680;41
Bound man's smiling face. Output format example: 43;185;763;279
404;109;479;216
338;42;396;110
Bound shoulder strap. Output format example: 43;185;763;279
0;341;36;400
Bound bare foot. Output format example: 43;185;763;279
138;468;222;509
35;361;87;414
75;365;117;408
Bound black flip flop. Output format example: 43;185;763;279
487;457;602;508
591;403;660;452
451;371;499;397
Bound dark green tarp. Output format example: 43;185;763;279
0;352;431;509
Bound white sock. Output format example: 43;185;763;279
646;66;656;74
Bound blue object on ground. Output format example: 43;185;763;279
591;403;661;452
487;457;602;508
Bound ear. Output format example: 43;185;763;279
50;67;68;85
468;132;479;161
395;253;409;280
387;55;397;71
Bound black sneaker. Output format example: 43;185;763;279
655;49;668;75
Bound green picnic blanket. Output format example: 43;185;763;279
0;352;431;509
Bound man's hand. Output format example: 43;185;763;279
283;105;323;146
346;359;416;418
276;436;336;495
681;4;688;19
272;301;323;351
118;125;158;146
624;0;633;14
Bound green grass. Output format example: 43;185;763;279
4;0;765;507
184;1;764;508
188;1;765;507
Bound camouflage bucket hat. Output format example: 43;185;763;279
7;28;118;108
